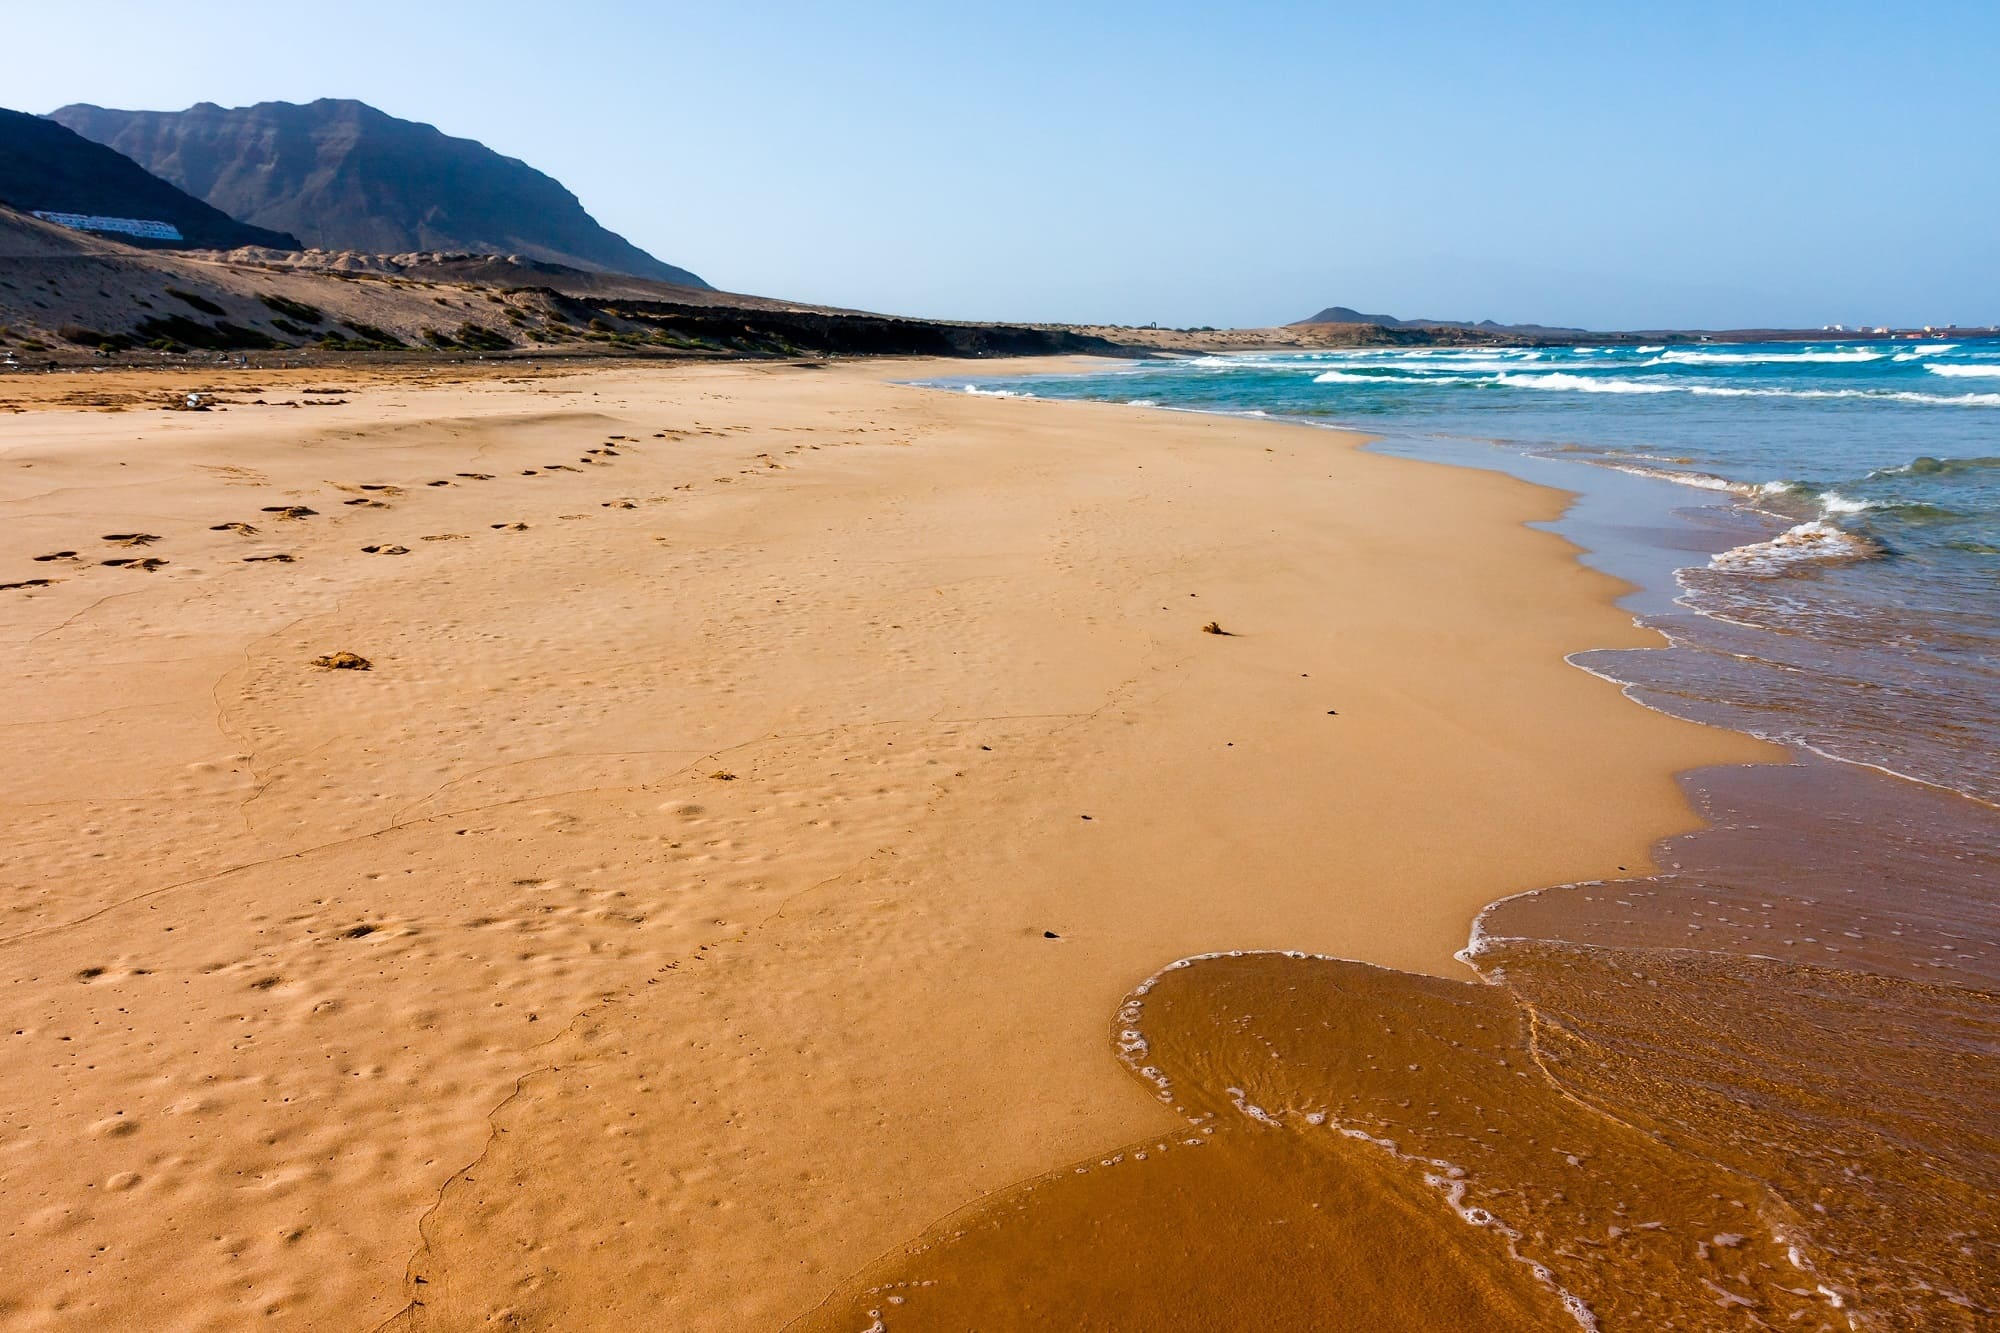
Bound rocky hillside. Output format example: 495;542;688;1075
0;108;299;251
0;204;1122;365
51;99;705;287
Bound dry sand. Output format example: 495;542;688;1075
0;357;1777;1329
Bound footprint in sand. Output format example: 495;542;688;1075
210;521;259;535
32;551;78;562
345;498;391;508
491;522;528;531
427;479;453;487
261;506;318;520
1;578;59;591
357;484;403;495
456;472;495;481
102;533;162;547
361;545;411;556
102;557;168;571
421;534;468;541
601;500;638;509
244;553;296;563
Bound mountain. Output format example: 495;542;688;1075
1295;305;1587;336
50;99;706;288
0;107;299;251
1297;306;1414;327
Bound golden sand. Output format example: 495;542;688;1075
0;358;1775;1328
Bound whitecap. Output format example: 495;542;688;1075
1925;364;2000;378
1497;372;1677;394
1659;348;1886;365
1709;520;1882;574
1688;385;2000;406
1312;370;1475;385
1595;462;1754;493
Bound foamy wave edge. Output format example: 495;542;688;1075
1707;520;1883;574
1117;949;1601;1331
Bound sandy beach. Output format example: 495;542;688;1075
0;357;1778;1329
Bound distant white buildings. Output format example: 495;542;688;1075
30;211;183;242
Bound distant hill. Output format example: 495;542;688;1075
1296;305;1587;336
0;107;299;251
50;99;707;287
1297;306;1416;327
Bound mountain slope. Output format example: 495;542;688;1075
1296;305;1413;327
51;99;706;287
0;107;299;251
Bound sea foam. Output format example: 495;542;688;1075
1709;520;1882;574
1660;348;1887;365
1499;372;1676;394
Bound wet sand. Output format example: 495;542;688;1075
1;357;1773;1329
808;759;1997;1331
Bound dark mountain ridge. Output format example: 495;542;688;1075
50;99;705;287
0;107;299;251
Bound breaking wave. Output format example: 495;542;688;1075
1708;520;1884;574
1658;348;1887;365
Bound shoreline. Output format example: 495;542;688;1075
1;356;1779;1328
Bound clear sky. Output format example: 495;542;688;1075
9;2;1997;329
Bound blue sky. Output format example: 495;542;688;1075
9;2;1997;329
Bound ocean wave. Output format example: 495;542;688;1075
1634;345;1666;354
1686;385;2000;406
1708;520;1884;574
1924;364;2000;378
1868;454;2000;478
1384;348;1547;360
1388;358;1578;374
1594;462;1754;493
1497;372;1677;394
1312;370;1478;384
959;384;1031;397
1658;348;1886;365
1892;345;1958;360
1456;374;1997;406
1817;491;1876;515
